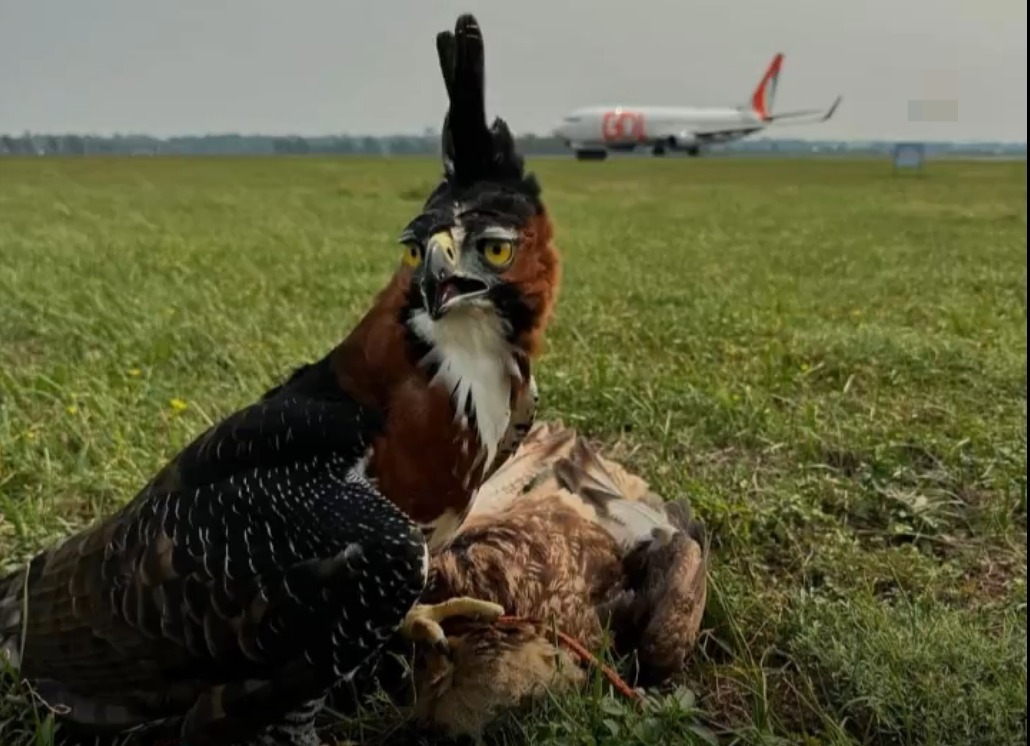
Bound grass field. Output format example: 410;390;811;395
0;156;1026;746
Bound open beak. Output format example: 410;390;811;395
420;241;488;320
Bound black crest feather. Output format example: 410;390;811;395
432;14;540;206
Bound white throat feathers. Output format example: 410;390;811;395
408;306;521;473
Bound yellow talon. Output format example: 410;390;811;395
401;597;505;655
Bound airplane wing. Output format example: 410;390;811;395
686;96;841;143
763;95;842;124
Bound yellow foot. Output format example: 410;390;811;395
400;597;505;656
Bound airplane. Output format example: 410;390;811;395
552;53;841;160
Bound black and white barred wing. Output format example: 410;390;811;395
2;450;427;742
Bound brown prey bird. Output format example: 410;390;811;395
356;421;710;741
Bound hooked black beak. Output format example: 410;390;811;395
420;242;488;320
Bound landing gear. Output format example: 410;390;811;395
685;146;701;157
652;142;667;157
574;149;608;161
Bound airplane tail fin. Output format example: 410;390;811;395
750;53;783;121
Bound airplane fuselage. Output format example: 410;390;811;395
554;105;765;156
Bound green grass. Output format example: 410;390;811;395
0;156;1026;746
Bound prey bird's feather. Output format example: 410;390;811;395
401;422;710;739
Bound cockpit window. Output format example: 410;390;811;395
563;116;581;122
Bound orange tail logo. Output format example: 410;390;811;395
751;53;783;120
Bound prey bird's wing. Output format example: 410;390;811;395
464;416;579;524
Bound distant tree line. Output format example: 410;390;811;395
0;131;1024;158
0;132;572;157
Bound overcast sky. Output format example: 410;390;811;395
1;0;1025;141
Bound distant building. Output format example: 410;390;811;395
892;142;926;171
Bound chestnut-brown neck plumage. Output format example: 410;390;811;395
329;282;513;538
327;209;558;544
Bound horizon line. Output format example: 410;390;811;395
1;131;1027;146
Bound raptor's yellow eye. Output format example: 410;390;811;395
401;242;422;268
481;239;514;268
